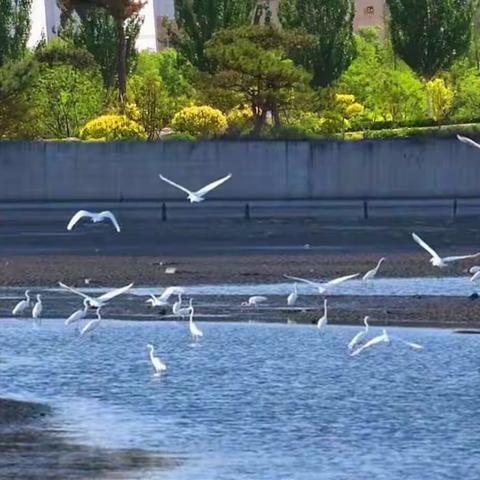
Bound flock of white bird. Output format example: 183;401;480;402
8;134;480;374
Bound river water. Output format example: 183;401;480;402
1;318;479;479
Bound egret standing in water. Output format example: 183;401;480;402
12;290;32;315
362;258;386;280
317;299;328;330
32;294;42;320
189;304;203;341
147;344;167;374
348;316;370;351
287;284;298;306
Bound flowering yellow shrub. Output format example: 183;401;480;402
226;107;253;135
79;114;147;141
171;106;227;138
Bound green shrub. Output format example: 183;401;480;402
171;105;227;138
79;114;147;141
162;132;196;141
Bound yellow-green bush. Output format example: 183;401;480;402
426;78;453;122
79;114;147;141
171;105;227;138
226;107;253;135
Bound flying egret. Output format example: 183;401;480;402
12;290;32;315
67;210;121;232
58;282;133;309
147;344;167;374
457;134;480;149
348;316;370;351
412;233;480;268
241;296;268;308
287;284;298;306
172;294;192;318
362;258;386;280
32;294;42;319
159;173;232;203
65;299;90;326
317;299;328;330
80;309;102;337
189;304;203;341
350;329;389;357
396;338;423;351
147;286;185;306
284;273;359;295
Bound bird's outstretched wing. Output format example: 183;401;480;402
325;273;359;287
58;282;92;301
412;233;441;260
348;330;366;351
397;338;423;350
443;253;480;263
97;283;134;302
195;173;232;197
159;174;193;195
457;134;480;149
67;210;93;231
350;331;388;356
284;275;320;288
159;286;185;301
99;211;121;232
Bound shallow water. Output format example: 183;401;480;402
48;276;480;297
1;319;479;479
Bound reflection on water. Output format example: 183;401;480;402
1;320;480;479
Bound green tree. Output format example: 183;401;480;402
279;0;356;87
387;0;475;78
31;64;104;138
60;0;145;102
205;26;312;134
0;58;38;138
60;6;142;88
0;0;32;66
172;0;255;70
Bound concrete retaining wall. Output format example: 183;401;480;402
0;138;479;202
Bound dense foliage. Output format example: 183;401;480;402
4;1;480;141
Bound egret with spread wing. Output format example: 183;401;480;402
59;282;133;308
80;309;102;337
146;286;185;306
67;210;121;232
457;134;480;149
350;329;389;357
284;273;359;295
412;233;480;267
241;296;268;307
159;173;232;203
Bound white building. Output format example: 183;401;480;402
28;0;175;51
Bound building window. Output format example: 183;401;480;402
365;6;374;14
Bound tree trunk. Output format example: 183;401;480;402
116;18;127;107
252;108;267;137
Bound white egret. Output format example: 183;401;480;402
147;344;167;374
172;294;192;318
457;134;480;149
146;286;185;306
65;299;90;326
396;338;423;351
58;282;133;309
12;290;32;315
80;309;102;337
362;258;386;280
159;173;232;203
412;233;480;268
469;266;480;274
348;316;370;351
471;271;480;282
32;294;42;319
287;284;298;306
284;273;359;295
350;329;389;357
241;296;268;308
189;304;203;341
67;210;121;232
317;299;328;330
